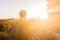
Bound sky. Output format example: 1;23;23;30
0;0;47;19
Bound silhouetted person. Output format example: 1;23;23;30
18;10;27;25
9;10;28;40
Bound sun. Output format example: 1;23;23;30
26;1;48;19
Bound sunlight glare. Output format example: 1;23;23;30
26;0;48;19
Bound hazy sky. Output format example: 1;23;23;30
0;0;47;19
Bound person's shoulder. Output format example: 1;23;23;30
8;18;19;24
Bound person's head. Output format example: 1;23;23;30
19;10;26;18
